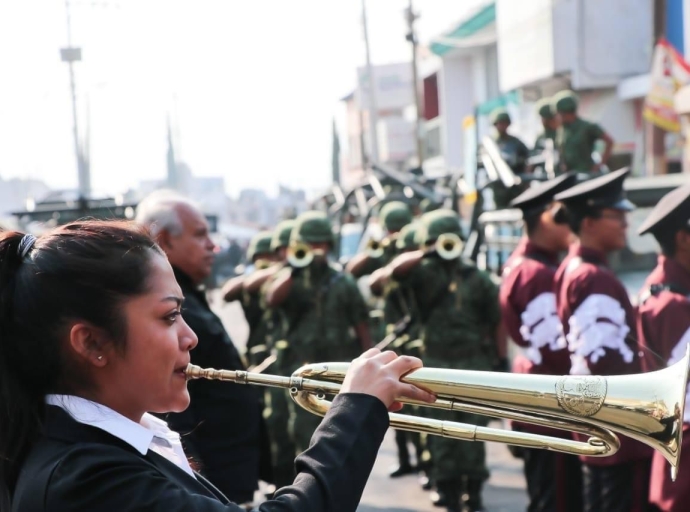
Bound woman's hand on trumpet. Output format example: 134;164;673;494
341;349;436;412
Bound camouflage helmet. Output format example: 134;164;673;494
396;222;420;251
270;219;295;251
379;201;412;233
247;231;274;261
491;107;511;125
415;209;463;246
553;90;578;113
535;97;555;119
290;211;334;245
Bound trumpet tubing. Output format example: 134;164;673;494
185;345;690;481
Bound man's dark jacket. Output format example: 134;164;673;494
167;267;263;501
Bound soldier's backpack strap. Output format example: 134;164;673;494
638;282;690;306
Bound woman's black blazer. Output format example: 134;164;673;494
12;394;388;512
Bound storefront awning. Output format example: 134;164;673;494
429;2;496;57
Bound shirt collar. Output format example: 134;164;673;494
524;240;560;265
46;394;171;455
574;244;608;266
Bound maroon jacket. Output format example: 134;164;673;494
554;244;652;465
500;239;572;438
500;239;571;375
637;255;690;511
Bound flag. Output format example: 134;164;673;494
643;38;690;132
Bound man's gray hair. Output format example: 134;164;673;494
135;189;200;237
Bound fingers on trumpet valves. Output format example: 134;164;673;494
342;351;435;411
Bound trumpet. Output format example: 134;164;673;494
286;242;325;268
435;232;463;260
186;345;690;480
254;258;273;270
366;238;385;258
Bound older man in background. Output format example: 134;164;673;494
136;190;265;506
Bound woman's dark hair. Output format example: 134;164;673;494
0;220;162;492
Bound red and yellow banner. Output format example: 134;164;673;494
643;38;690;132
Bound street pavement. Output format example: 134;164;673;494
211;292;528;511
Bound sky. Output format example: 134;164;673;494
0;0;486;199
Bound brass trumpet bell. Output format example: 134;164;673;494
286;242;324;268
366;238;384;259
435;232;463;260
254;258;273;270
186;345;690;480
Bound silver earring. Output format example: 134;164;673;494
97;355;103;361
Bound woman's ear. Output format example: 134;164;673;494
68;323;109;367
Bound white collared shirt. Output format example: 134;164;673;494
46;394;196;478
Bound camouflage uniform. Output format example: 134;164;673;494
356;201;413;341
263;220;296;487
491;108;530;175
241;231;274;367
533;98;557;153
384;222;426;477
395;209;501;511
278;212;370;453
384;222;422;356
554;91;607;175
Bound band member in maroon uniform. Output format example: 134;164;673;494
636;182;690;512
553;168;652;512
500;173;582;512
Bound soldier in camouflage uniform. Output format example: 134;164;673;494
347;201;413;278
266;211;372;453
491;108;530;175
553;90;614;176
221;231;275;367
533;97;559;154
263;220;298;488
369;222;427;479
347;201;413;342
220;230;276;489
390;209;501;512
221;229;296;489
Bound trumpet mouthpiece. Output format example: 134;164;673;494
184;364;204;380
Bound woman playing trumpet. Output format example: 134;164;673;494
0;220;434;511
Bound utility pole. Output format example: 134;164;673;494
361;0;380;166
405;0;424;167
61;0;90;206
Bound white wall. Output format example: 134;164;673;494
497;0;555;92
377;116;415;163
500;0;653;91
575;0;653;88
439;55;474;171
355;62;414;111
